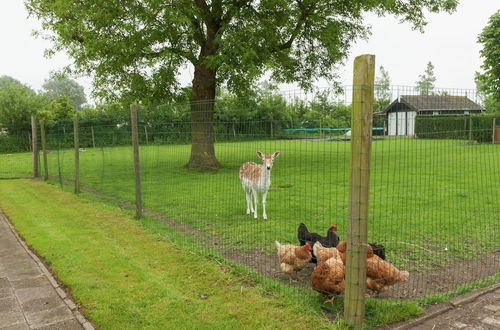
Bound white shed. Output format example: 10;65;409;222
381;95;483;137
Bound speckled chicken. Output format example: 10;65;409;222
274;241;312;282
313;241;341;263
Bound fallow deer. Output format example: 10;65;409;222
239;151;280;220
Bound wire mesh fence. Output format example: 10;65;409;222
0;82;499;324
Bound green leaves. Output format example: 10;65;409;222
26;0;458;104
0;76;41;134
477;10;500;109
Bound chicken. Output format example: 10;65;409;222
311;256;345;304
365;244;409;293
335;241;348;265
297;223;340;263
313;241;341;263
336;240;386;261
274;241;312;283
336;241;409;293
369;243;386;260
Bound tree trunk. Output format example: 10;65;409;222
185;64;220;170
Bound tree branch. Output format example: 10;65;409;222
144;47;197;65
193;0;211;25
275;0;317;51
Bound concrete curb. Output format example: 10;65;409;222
392;282;500;330
1;210;96;330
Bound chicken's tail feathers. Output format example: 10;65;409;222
274;241;282;249
298;223;308;232
400;270;410;281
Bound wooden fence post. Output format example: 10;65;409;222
131;104;143;218
344;54;375;329
469;116;473;141
73;114;80;194
40;120;49;181
492;118;496;144
28;132;32;152
31;116;39;178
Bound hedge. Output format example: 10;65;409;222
415;114;500;142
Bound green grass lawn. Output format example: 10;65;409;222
1;138;499;273
0;179;425;329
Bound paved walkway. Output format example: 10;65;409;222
0;211;92;330
386;284;500;330
414;286;500;330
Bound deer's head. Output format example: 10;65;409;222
257;151;280;170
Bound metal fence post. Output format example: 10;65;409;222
344;54;375;329
40;120;49;181
91;126;96;148
73;114;80;194
31;116;39;178
131;104;143;218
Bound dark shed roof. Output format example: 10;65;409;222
382;95;484;113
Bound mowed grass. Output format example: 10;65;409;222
1;138;499;271
0;179;342;329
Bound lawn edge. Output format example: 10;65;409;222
0;208;96;330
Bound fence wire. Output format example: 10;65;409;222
0;85;499;319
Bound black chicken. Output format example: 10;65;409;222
368;243;386;260
297;223;340;263
297;223;386;262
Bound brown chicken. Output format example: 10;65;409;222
336;241;348;265
313;241;341;263
336;241;409;293
274;241;312;282
365;245;409;293
311;256;345;304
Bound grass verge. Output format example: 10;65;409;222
0;179;426;329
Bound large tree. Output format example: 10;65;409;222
416;61;436;95
26;0;458;169
0;76;40;134
476;10;500;110
42;74;87;109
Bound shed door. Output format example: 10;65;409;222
407;112;416;136
397;112;407;136
388;112;397;136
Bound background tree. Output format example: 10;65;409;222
416;61;436;95
475;72;500;113
0;76;41;134
476;10;500;112
0;76;22;89
27;0;458;169
41;74;87;109
375;65;392;112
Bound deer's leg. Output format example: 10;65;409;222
252;190;258;219
262;190;268;220
244;188;252;214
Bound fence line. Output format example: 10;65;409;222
1;83;499;327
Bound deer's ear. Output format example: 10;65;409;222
272;151;280;159
256;151;264;159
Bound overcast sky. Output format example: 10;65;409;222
0;0;498;103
